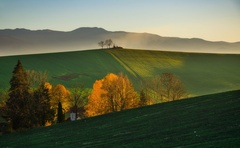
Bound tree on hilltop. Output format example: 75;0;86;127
98;39;115;49
98;41;105;49
105;39;113;48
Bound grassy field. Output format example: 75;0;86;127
0;49;240;97
0;49;136;90
107;49;240;96
0;90;240;147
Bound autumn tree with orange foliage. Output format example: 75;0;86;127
49;84;71;118
85;73;139;117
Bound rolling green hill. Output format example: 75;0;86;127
1;90;240;147
0;49;240;97
0;49;136;90
107;49;240;96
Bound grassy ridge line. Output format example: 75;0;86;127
0;90;240;147
0;48;240;97
107;49;184;78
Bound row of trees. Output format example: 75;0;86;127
2;60;54;130
98;39;113;48
0;60;188;131
0;60;88;131
84;73;188;117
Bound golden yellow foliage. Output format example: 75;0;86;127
85;80;110;117
49;84;71;114
85;73;139;117
44;82;52;90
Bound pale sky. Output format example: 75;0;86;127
0;0;240;42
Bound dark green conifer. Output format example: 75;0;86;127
57;102;64;123
139;89;148;107
6;60;31;130
33;83;55;126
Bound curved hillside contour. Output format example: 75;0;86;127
0;90;240;147
0;49;240;98
106;49;240;96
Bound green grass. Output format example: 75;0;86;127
0;49;135;90
107;49;240;96
1;90;240;147
0;49;240;97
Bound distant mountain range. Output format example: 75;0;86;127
0;27;240;56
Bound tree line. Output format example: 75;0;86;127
0;60;188;132
98;39;122;49
0;60;89;132
85;72;188;117
98;39;113;49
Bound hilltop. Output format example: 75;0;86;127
1;90;240;147
0;49;239;97
1;27;240;56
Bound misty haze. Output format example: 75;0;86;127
1;27;240;56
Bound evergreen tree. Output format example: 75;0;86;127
139;89;148;107
33;83;55;126
57;102;64;123
6;60;32;130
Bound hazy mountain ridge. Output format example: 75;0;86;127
0;27;240;56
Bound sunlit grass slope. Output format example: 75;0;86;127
0;49;136;90
107;49;240;96
1;90;240;147
0;49;240;97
